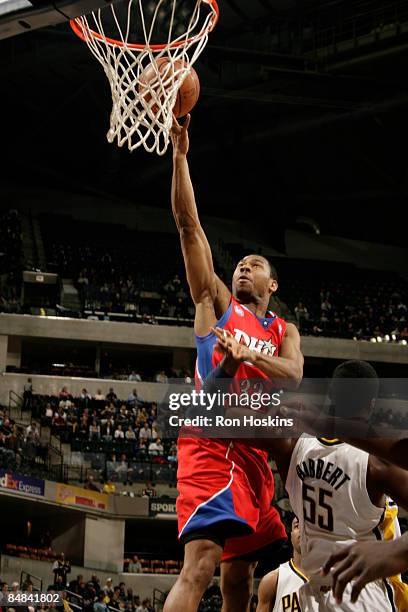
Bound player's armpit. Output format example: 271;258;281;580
214;274;231;319
256;569;279;612
367;455;408;511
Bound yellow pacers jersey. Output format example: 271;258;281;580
272;559;308;612
376;498;408;612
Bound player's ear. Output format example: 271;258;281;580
269;278;278;294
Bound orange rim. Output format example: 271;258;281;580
70;0;219;50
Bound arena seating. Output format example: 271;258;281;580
0;209;23;314
2;210;407;342
32;390;178;486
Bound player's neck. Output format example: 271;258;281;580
237;299;268;318
293;551;302;570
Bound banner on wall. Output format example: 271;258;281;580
149;497;177;516
56;483;108;510
0;470;45;496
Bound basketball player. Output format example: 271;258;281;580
279;405;408;604
217;356;408;610
163;115;303;612
257;516;308;612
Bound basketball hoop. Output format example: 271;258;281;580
70;0;219;155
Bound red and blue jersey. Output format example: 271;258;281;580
195;295;287;387
177;296;288;557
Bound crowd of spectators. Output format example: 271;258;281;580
2;211;408;343
0;209;23;314
291;288;408;342
0;409;46;473
34;386;177;486
0;574;157;612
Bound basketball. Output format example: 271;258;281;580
139;57;200;118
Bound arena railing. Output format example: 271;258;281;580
20;570;43;592
65;589;84;612
9;390;23;419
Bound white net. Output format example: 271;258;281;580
71;0;218;155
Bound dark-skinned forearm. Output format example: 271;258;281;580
249;353;303;390
172;154;200;231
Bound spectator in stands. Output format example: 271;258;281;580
52;409;66;431
125;426;136;442
22;378;33;411
103;480;116;495
94;593;107;612
94;389;105;402
128;372;142;382
79;388;92;409
150;423;159;441
148;404;157;426
86;574;100;601
61;591;73;612
68;575;83;594
102;418;115;442
1;582;9;606
109;588;121;610
84;475;100;492
139;422;151;443
10;582;20;596
127;556;142;574
48;575;64;592
294;302;309;325
52;553;71;587
167;441;177;463
25;421;40;442
127;389;141;410
114;425;124;440
89;420;101;441
59;387;71;400
43;403;54;426
106;388;117;404
155;371;168;384
102;579;114;600
148;438;163;455
142;481;156;498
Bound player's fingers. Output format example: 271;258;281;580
183;113;191;131
214;340;226;354
333;564;362;604
171;113;181;132
211;326;225;338
321;550;349;575
350;575;368;604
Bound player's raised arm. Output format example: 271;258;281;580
170;115;230;335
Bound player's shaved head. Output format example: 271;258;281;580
329;360;379;419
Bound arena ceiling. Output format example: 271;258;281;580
1;0;408;247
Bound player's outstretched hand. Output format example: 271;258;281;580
211;327;250;375
170;113;191;156
321;539;407;604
